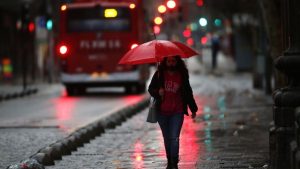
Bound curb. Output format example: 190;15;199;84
7;96;150;169
0;88;38;102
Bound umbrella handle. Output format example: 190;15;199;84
156;62;159;74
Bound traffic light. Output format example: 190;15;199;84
21;3;30;24
46;18;53;30
21;3;35;33
183;29;191;38
201;36;208;45
2;58;13;78
28;22;35;33
186;38;194;46
214;18;222;27
190;23;198;31
37;15;53;30
21;3;30;32
197;0;204;7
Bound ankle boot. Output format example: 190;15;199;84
166;156;171;169
171;158;178;169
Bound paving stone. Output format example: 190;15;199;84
0;128;65;168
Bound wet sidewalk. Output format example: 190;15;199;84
0;83;38;101
0;82;64;102
46;71;272;169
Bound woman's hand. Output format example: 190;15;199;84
159;88;164;97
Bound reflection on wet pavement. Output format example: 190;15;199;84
47;87;271;169
52;97;78;132
132;141;145;169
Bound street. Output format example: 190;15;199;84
1;0;299;168
48;92;271;168
2;52;272;168
0;84;147;168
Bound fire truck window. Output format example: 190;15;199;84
66;7;131;32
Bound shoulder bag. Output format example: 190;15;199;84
146;97;158;123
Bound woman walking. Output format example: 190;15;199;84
148;55;198;169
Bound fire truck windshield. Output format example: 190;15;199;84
66;7;131;32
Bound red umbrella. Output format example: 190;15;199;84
118;40;199;65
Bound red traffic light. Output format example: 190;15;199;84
197;0;204;7
166;0;176;9
28;22;35;32
186;38;194;46
183;29;191;38
201;36;208;45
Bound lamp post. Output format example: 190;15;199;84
21;2;31;91
271;0;300;168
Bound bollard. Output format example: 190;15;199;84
274;127;294;169
59;139;72;155
50;142;64;160
66;135;77;151
78;128;90;143
296;151;300;169
295;107;300;169
273;87;300;169
94;121;105;136
290;140;298;169
38;147;54;159
296;107;300;145
269;126;276;169
71;132;84;147
6;158;44;169
31;152;54;166
274;106;295;127
85;125;96;140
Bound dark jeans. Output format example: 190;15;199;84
212;49;219;70
157;113;184;160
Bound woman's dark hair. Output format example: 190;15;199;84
158;55;188;77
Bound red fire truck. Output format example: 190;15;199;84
56;0;150;95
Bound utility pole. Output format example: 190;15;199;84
46;0;54;83
21;2;30;91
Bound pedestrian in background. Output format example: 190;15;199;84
211;33;220;71
148;55;198;169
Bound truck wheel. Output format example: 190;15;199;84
125;86;134;94
125;84;146;94
137;83;146;93
66;86;75;96
66;86;85;96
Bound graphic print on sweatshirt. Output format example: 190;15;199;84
165;80;180;93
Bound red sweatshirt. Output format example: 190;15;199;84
160;72;183;115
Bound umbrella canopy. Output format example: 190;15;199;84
118;40;199;65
